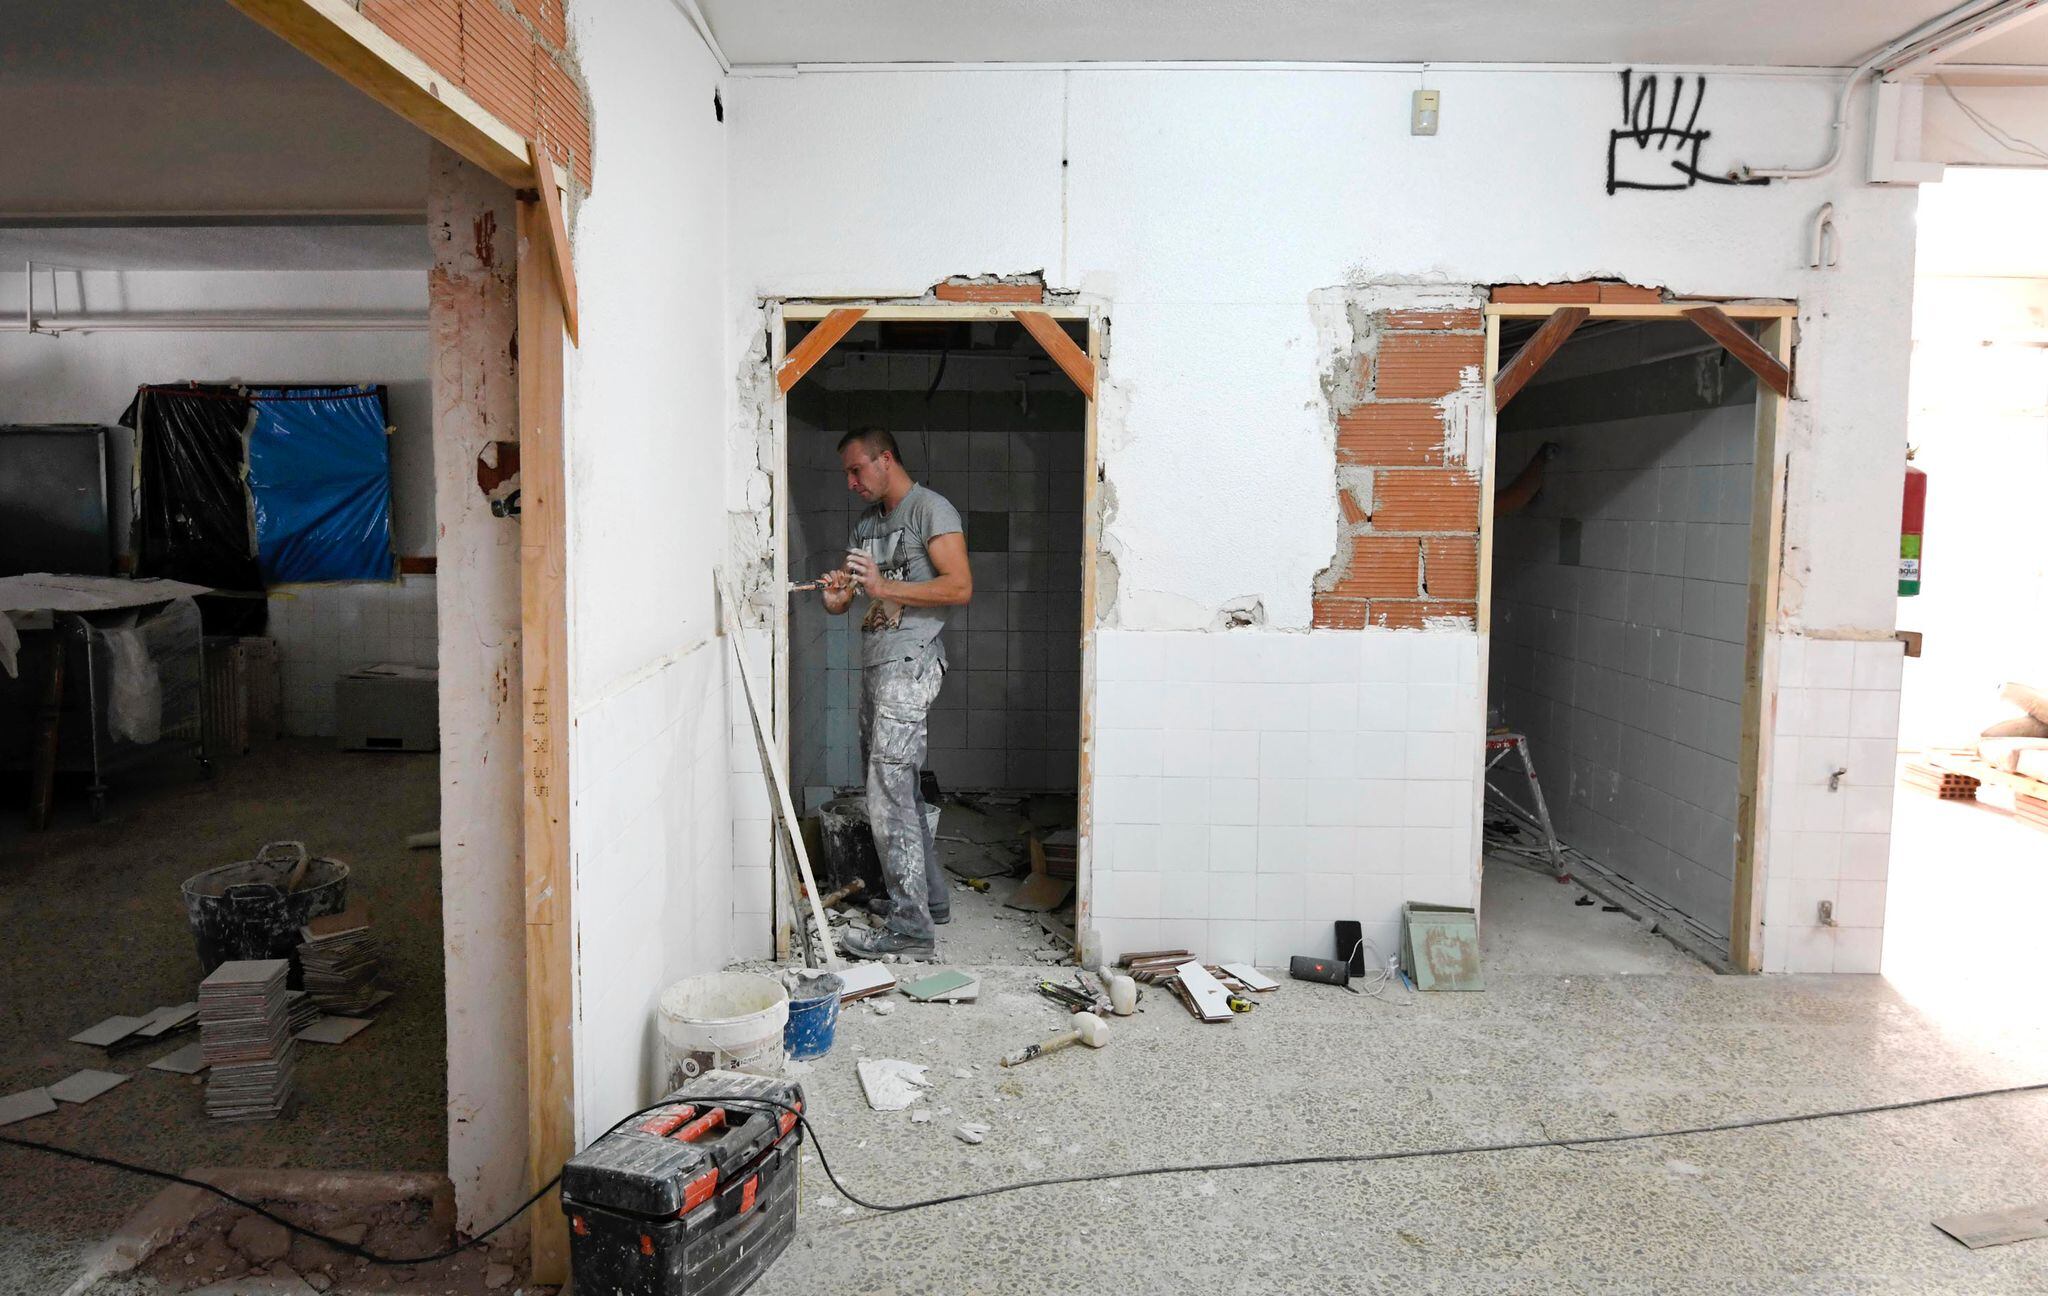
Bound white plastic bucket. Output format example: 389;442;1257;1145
658;972;789;1088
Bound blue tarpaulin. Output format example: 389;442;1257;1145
246;386;393;583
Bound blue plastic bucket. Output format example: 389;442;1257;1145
784;973;845;1061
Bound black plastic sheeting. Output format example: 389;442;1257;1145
121;386;267;635
123;385;261;591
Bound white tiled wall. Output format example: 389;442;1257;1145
569;635;735;1142
1491;362;1757;935
267;576;439;737
1090;628;1483;968
1761;634;1904;974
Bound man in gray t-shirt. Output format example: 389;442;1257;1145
818;428;971;960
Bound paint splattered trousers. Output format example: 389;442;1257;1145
860;650;948;942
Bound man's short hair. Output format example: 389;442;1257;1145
836;427;899;463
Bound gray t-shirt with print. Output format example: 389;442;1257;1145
848;483;963;669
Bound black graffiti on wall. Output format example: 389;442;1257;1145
1606;70;1770;195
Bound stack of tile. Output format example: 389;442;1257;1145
297;911;384;1015
198;959;294;1121
284;991;321;1035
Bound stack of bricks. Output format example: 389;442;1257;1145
363;0;593;187
1314;304;1486;631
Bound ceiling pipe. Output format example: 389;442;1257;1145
1731;0;2018;180
5;315;426;335
666;0;731;74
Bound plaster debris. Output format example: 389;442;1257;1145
910;1110;931;1124
951;1068;972;1079
226;1214;291;1264
955;1123;990;1145
871;1000;896;1016
856;1059;930;1111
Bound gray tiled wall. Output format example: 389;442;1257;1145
790;352;1084;805
1488;332;1758;937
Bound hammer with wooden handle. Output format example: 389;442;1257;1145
999;1011;1109;1067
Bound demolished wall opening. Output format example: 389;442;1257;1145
1484;315;1766;965
774;311;1095;960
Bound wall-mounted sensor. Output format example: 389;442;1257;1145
1412;89;1441;136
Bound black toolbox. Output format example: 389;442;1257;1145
561;1069;805;1296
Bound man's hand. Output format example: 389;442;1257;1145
820;568;856;615
845;550;888;600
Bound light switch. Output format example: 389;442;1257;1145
1412;89;1440;136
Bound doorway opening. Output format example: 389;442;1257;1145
780;315;1091;960
1482;314;1773;974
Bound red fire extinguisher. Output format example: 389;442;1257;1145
1900;450;1926;597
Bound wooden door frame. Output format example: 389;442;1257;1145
227;1;578;1278
770;300;1103;961
1480;299;1797;973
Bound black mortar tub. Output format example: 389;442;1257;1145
182;841;350;978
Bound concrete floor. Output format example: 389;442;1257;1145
1479;858;1714;977
0;741;446;1296
765;961;2048;1295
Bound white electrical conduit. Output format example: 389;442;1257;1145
1732;0;2018;180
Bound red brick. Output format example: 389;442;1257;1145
1422;537;1480;600
514;0;568;48
934;281;1046;303
365;0;463;80
1337;403;1446;467
1313;594;1371;630
1372;600;1477;630
1491;282;1603;304
1374;470;1481;532
461;0;537;137
1384;308;1483;332
536;50;592;184
1330;536;1419;599
1375;332;1483;400
1338;488;1368;525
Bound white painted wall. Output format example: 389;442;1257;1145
727;66;1919;970
0;268;435;737
563;0;735;1145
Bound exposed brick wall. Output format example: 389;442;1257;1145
1314;298;1486;632
363;0;593;187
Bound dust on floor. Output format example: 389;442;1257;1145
0;741;446;1295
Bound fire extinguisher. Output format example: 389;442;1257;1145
1900;449;1926;597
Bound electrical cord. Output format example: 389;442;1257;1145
10;1081;2048;1262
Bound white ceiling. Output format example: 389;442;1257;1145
2;0;430;269
701;0;2048;68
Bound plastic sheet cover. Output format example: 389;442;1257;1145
246;386;394;583
124;386;262;591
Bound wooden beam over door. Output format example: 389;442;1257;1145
515;197;573;1286
776;308;867;392
1682;307;1793;398
1492;306;1589;412
229;0;533;188
1015;309;1097;398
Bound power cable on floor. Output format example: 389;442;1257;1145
5;1081;2047;1266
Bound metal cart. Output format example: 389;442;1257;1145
2;596;208;819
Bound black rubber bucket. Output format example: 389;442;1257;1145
181;841;350;978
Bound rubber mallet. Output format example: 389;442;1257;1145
999;1011;1109;1067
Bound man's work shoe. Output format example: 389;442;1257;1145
865;895;950;924
840;927;936;961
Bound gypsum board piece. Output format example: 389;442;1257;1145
719;576;837;969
